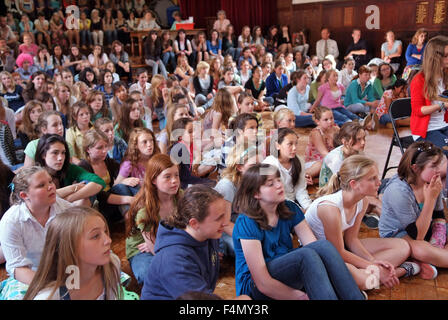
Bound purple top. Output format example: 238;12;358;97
318;82;345;109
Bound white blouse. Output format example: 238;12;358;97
0;197;72;278
263;155;312;210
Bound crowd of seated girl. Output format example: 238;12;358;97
0;3;447;301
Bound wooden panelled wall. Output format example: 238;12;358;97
277;0;448;59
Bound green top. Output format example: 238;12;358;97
125;190;182;259
92;110;112;123
372;74;397;100
63;163;106;189
308;81;320;103
114;121;147;140
24;138;75;161
125;207;151;260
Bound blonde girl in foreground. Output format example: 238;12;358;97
24;206;123;300
306;155;419;290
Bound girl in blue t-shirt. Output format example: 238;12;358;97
232;163;364;300
206;29;223;62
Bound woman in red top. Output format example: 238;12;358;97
410;35;448;156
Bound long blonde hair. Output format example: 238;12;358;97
0;71;16;93
273;107;295;128
54;82;72;116
421;35;448;101
150;74;165;104
221;144;260;186
24;206;123;300
411;28;427;45
316;155;376;197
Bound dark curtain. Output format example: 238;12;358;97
220;0;277;35
178;0;221;29
179;0;277;34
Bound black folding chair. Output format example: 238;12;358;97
381;97;414;180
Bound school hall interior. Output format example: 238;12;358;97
1;0;448;300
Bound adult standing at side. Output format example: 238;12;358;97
410;35;448;156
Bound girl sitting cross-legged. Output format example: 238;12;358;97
306;155;418;291
78;129;134;226
305;106;339;181
379;141;448;280
232;163;365;300
111;127;160;199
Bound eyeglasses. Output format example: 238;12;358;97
411;144;433;164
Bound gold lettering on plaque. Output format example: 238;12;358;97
434;0;446;24
416;1;429;24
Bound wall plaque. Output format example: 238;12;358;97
434;0;446;24
344;7;354;26
416;1;429;24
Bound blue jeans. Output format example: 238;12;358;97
346;103;370;115
80;30;92;46
110;183;141;215
263;97;275;105
295;114;316;127
219;232;235;257
250;240;364;300
379;113;392;125
332;107;360;126
111;183;140;196
162;51;176;70
145;59;168;78
129;252;155;285
226;47;242;61
417;126;448;157
154;107;166;130
195;94;214;110
104;30;118;45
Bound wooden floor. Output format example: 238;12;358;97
2;123;448;300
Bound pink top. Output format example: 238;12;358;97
213;19;231;33
118;160;146;181
376;89;392;119
318;82;345;109
305;127;336;163
19;43;39;57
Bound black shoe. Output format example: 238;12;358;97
362;214;379;229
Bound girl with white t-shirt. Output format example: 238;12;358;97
0;166;72;300
263;127;312;210
306;155;418;290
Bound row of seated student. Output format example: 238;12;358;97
0;20;446;299
0;4;428;78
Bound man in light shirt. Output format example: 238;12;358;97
316;27;339;63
